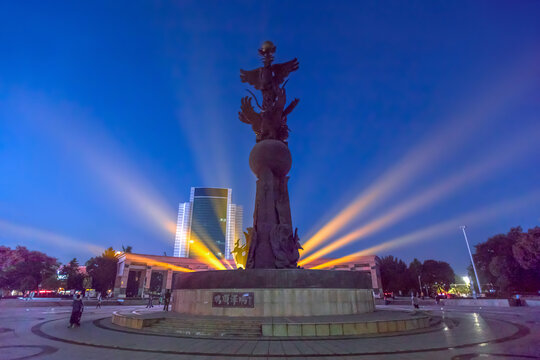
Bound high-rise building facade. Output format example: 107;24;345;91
174;187;243;260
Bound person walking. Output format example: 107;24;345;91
146;292;154;308
163;290;171;312
69;294;84;328
412;294;419;309
96;292;102;309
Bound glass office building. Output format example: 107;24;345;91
174;187;243;260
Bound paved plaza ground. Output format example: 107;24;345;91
1;300;539;359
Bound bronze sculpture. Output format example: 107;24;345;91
239;41;302;269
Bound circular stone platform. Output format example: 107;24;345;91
172;269;374;317
111;309;432;338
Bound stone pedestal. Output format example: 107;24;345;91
172;269;374;317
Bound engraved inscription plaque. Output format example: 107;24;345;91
212;292;254;308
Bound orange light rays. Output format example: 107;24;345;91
127;254;194;272
12;98;179;243
300;53;540;255
223;258;236;270
188;232;227;270
309;191;539;270
299;127;540;266
189;218;225;258
0;219;103;255
84;152;177;239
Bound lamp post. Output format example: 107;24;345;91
463;276;471;297
460;226;482;296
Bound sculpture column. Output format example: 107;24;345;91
239;41;302;269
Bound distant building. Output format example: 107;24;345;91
174;187;243;260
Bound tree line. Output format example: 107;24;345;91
0;245;133;295
379;225;540;297
470;226;540;295
378;255;455;296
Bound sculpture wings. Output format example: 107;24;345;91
240;58;299;89
239;43;299;142
238;96;262;139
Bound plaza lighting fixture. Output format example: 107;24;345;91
460;226;483;295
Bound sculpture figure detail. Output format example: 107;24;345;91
239;41;300;143
239;41;302;269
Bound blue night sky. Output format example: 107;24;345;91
1;1;539;275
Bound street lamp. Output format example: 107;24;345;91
462;276;471;296
460;226;483;296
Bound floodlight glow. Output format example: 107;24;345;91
127;254;194;272
463;276;471;286
309;191;538;269
300;58;540;256
0;219;103;254
188;233;227;270
300;125;540;266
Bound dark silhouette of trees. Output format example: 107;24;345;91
512;226;540;271
408;258;423;293
378;256;412;293
473;226;540;294
85;247;117;294
0;246;58;292
379;256;455;296
420;259;455;293
121;245;133;253
60;258;85;291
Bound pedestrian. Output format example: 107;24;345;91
163;290;171;312
96;292;102;309
146;292;154;308
159;293;163;305
412;294;419;309
69;294;84;328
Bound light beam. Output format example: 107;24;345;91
309;191;539;269
299;127;539;266
126;253;194;272
300;54;540;255
0;219;103;255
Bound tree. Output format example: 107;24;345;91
408;258;423;293
0;246;58;292
421;260;455;294
378;256;412;293
41;274;62;290
473;226;540;295
60;258;85;291
513;226;540;271
85;247;118;294
121;245;133;253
